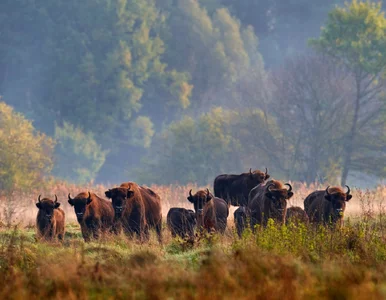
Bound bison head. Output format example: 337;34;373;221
68;192;92;222
324;185;352;219
187;189;212;216
105;187;135;218
249;167;270;184
36;195;60;221
265;183;293;217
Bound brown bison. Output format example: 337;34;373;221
187;189;229;234
68;192;115;242
234;206;249;238
167;208;196;239
104;182;147;241
304;185;352;226
214;168;270;206
285;206;309;226
248;180;293;229
36;195;65;241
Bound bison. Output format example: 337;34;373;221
234;206;249;238
285;206;309;226
248;180;293;229
304;185;352;227
68;192;115;242
104;182;147;241
187;189;229;234
167;208;196;239
36;195;65;241
214;168;270;206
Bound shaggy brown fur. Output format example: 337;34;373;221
36;195;65;241
285;206;309;226
214;168;270;206
105;182;147;241
247;180;294;229
167;208;196;239
187;189;229;234
304;186;352;227
68;192;114;242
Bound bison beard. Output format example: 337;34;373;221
187;188;229;234
248;180;293;229
68;192;115;242
304;185;352;227
36;195;65;241
167;208;196;239
213;168;270;206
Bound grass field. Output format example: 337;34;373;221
0;182;386;299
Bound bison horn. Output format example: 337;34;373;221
285;183;292;192
38;195;42;203
54;194;58;203
88;192;91;200
267;183;274;192
265;167;268;175
68;193;73;201
189;189;193;198
325;186;331;196
206;188;210;196
345;185;351;196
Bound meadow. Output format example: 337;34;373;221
0;182;386;299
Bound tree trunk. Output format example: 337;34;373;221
341;74;361;185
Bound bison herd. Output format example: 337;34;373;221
35;169;353;242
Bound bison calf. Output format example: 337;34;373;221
248;180;293;229
234;206;249;238
187;189;229;234
304;185;352;227
285;206;309;226
68;192;115;242
36;195;65;241
167;208;196;239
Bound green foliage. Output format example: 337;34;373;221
138;107;278;185
53;122;107;184
0;101;54;194
310;0;386;74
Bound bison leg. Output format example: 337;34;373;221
155;222;162;244
81;226;91;242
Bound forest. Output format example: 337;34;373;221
1;0;386;190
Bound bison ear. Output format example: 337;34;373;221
346;195;352;201
87;198;93;205
287;192;294;199
265;174;270;180
265;192;273;199
36;203;41;209
206;194;213;201
187;196;194;203
127;190;134;198
54;202;61;209
105;190;112;198
68;199;74;206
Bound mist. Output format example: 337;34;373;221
1;0;385;188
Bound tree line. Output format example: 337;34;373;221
1;0;386;190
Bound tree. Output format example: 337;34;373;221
53;122;108;184
0;101;54;193
270;54;353;183
310;0;386;185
